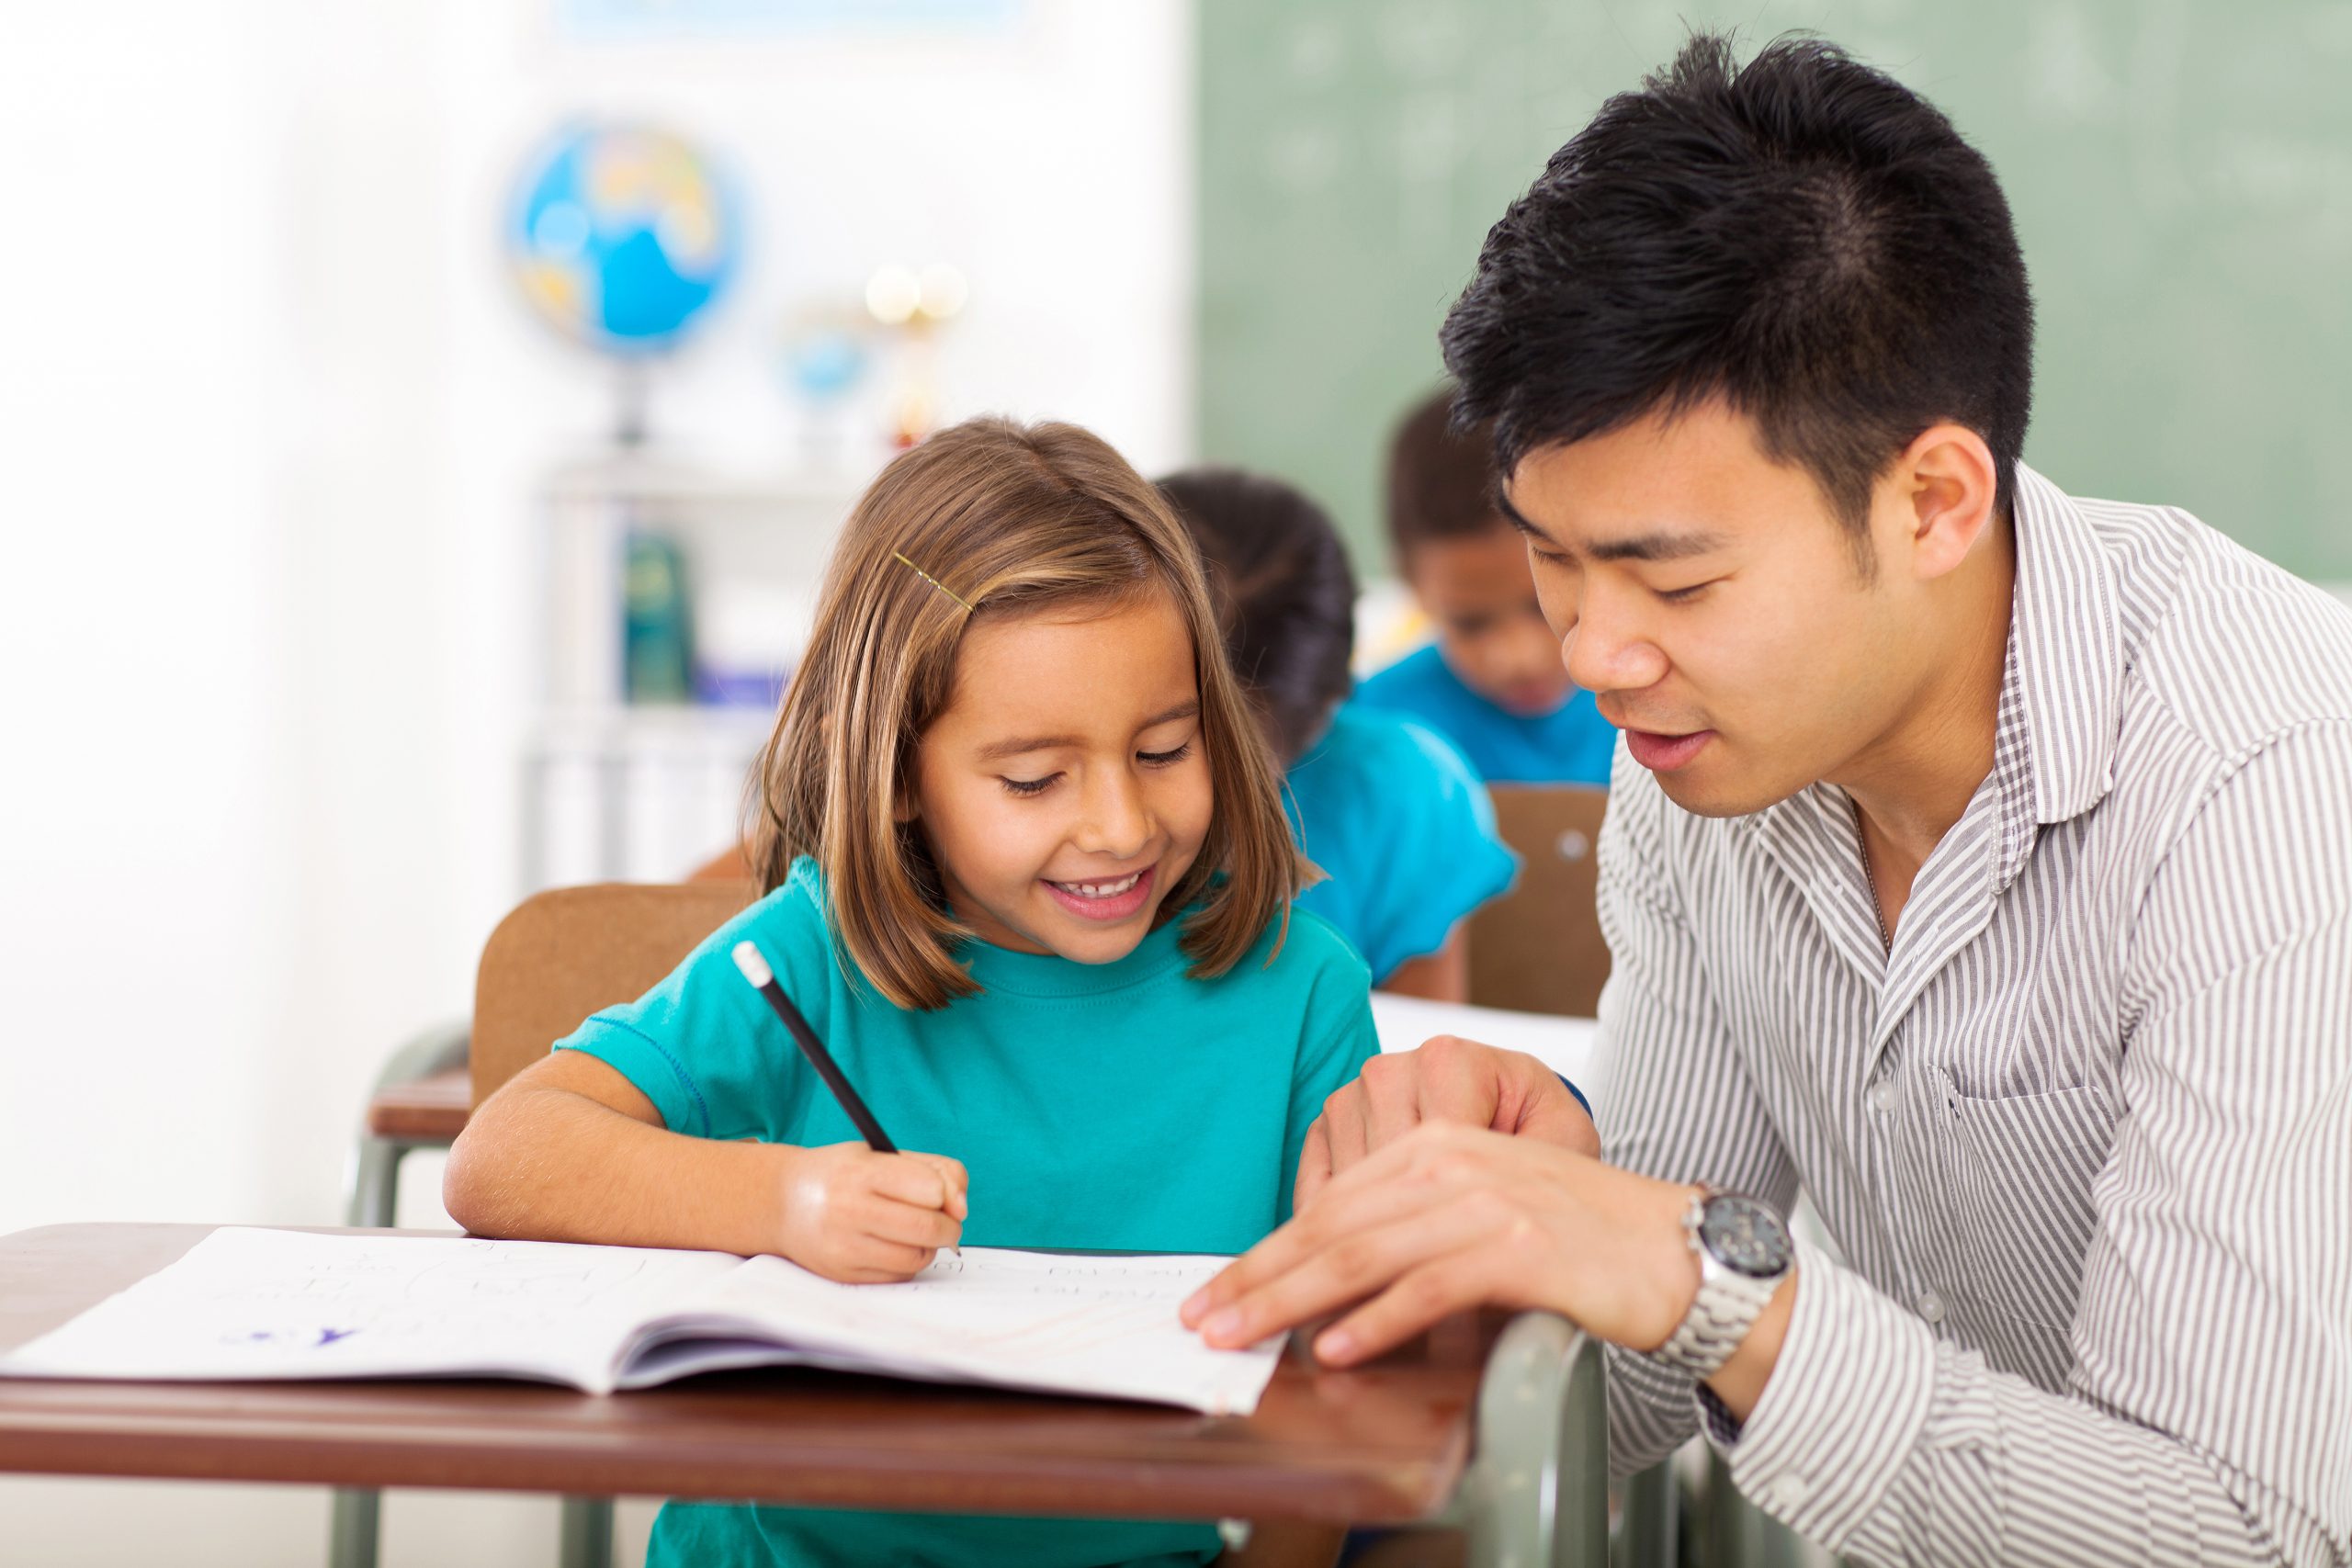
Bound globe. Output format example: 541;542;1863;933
506;123;740;356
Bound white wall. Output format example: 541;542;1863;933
0;1;1193;1560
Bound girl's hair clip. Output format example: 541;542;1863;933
892;550;977;614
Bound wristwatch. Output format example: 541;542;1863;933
1648;1189;1794;1380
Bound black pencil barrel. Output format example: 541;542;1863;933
753;982;899;1154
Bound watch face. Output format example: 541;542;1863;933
1701;1195;1793;1279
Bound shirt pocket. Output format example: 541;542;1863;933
1932;1069;2116;1333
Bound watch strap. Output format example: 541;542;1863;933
1649;1190;1783;1380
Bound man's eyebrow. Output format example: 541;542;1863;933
974;701;1198;762
1496;489;1725;563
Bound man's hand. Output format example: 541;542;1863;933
1190;1122;1695;1367
1296;1036;1600;1211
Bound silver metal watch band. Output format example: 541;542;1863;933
1649;1190;1781;1380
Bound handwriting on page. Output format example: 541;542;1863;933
5;1229;739;1385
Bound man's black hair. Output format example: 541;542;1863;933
1440;33;2034;545
1156;466;1356;765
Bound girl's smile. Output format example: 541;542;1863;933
904;588;1214;965
1042;863;1155;923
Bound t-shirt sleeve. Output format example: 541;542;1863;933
1275;931;1383;1224
553;872;835;1141
1352;719;1520;980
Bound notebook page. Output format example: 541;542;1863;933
632;1247;1283;1416
2;1227;741;1393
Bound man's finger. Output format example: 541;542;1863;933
1195;1202;1498;1350
1358;1052;1432;1153
1417;1036;1514;1125
1294;1120;1335;1213
1512;1082;1601;1156
1319;1081;1369;1175
1309;1251;1510;1368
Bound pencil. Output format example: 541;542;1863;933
730;941;899;1153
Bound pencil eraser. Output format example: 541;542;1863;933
730;941;775;989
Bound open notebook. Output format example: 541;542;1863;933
1;1227;1283;1416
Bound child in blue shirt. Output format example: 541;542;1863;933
1157;467;1516;1001
1354;388;1619;784
447;417;1380;1568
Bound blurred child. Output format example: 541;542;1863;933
1157;467;1514;1003
448;417;1379;1568
1354;387;1618;784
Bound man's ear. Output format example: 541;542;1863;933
1894;423;2000;582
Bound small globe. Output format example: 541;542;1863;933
506;123;740;357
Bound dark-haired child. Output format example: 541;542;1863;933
1355;388;1617;784
1157;466;1514;1002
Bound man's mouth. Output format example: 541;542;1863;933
1622;728;1713;772
1043;864;1155;922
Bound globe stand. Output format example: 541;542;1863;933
613;359;651;449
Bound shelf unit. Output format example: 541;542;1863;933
524;452;876;889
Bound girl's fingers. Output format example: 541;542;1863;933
865;1151;963;1214
842;1235;936;1281
856;1190;966;1252
905;1152;971;1219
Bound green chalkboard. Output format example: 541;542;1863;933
1198;1;2352;583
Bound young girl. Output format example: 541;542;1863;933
445;417;1380;1568
1156;466;1516;1002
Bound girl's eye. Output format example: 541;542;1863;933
1001;773;1058;797
1138;741;1193;768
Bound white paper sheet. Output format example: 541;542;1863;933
641;1247;1282;1414
2;1228;1281;1415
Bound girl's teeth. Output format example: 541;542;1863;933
1059;873;1140;898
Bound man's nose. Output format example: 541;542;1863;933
1563;584;1668;695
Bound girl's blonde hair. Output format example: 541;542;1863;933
750;416;1306;1010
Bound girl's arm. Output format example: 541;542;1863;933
444;1051;967;1283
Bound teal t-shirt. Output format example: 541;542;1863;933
1353;643;1619;786
556;857;1380;1568
1286;703;1518;984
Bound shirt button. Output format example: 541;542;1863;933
1764;1474;1812;1512
1868;1079;1896;1113
1917;1290;1947;1325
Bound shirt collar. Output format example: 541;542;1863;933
1736;463;2124;860
2007;463;2124;828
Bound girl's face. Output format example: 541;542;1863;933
904;588;1213;964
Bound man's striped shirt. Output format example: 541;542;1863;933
1594;466;2350;1564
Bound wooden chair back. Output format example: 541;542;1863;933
470;882;755;1108
1466;785;1612;1018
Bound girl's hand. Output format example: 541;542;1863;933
773;1143;969;1283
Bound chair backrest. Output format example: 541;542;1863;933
471;882;756;1108
1466;784;1612;1018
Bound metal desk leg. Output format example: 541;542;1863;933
560;1495;615;1568
330;1021;469;1568
1461;1314;1608;1568
329;1134;413;1568
1619;1458;1679;1568
1702;1447;1804;1568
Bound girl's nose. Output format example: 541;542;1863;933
1073;770;1154;860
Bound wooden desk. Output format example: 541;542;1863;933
0;1224;1607;1565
